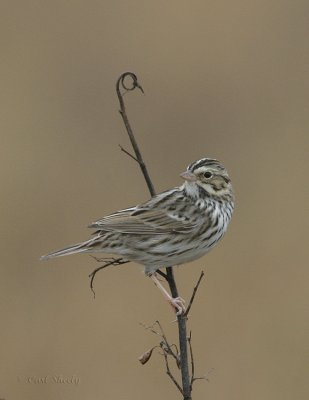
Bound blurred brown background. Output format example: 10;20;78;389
1;1;308;399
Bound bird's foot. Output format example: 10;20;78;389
169;296;186;315
150;273;186;316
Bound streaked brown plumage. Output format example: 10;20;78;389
41;158;234;313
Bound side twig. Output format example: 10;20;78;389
140;321;182;392
185;271;205;317
141;320;179;363
89;257;129;297
162;345;183;394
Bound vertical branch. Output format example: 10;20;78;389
177;314;191;399
116;72;192;400
166;265;191;400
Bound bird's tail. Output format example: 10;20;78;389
40;238;94;261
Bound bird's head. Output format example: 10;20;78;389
180;158;233;199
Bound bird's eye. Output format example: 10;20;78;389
203;171;213;179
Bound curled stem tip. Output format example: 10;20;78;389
117;72;144;95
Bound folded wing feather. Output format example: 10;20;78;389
88;206;199;235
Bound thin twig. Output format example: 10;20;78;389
185;270;205;317
191;368;215;384
89;257;129;297
118;144;139;162
188;331;214;387
141;321;179;362
162;343;183;395
116;72;155;197
156;320;179;363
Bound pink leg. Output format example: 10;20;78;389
150;273;186;315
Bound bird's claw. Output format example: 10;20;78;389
169;296;186;315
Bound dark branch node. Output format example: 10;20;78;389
118;144;139;162
156;269;168;280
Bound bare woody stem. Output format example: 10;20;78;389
116;72;192;400
166;267;192;400
116;72;155;197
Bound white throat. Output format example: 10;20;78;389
182;182;200;199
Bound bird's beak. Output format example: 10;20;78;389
180;171;197;182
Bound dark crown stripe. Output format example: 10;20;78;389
188;158;220;171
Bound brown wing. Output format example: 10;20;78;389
88;206;199;235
